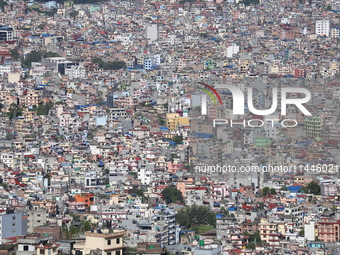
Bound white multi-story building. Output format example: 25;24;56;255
0;152;14;168
0;65;11;77
65;65;86;79
315;20;330;37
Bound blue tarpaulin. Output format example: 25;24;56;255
194;133;213;138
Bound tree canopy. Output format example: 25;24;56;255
22;50;42;68
10;49;20;60
262;187;277;196
301;181;321;195
244;230;262;249
7;103;23;119
172;135;183;144
161;187;184;204
22;51;60;68
35;101;54;115
240;0;259;5
175;204;216;229
92;57;126;70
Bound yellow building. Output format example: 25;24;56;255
22;108;35;122
258;218;278;243
74;229;126;255
166;113;189;131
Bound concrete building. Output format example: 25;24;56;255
315;20;330;37
146;24;158;43
73;229;126;255
0;211;28;244
166;113;189;131
27;209;47;233
0;27;15;42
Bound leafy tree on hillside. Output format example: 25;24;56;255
7;103;23;119
10;49;20;60
22;50;43;68
172;135;183;144
35;101;54;115
161;187;184;204
175;204;216;229
43;52;60;58
301;181;321;195
69;10;79;18
92;57;126;70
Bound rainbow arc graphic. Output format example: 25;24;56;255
198;82;223;105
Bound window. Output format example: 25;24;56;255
12;216;16;220
116;238;120;244
107;253;111;255
12;223;16;226
116;251;121;255
23;246;29;251
107;239;111;245
40;250;45;255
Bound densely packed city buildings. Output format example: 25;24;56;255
0;0;338;254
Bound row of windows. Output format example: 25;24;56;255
107;251;121;255
107;238;120;245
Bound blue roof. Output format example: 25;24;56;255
287;185;302;193
194;133;213;139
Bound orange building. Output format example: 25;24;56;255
75;193;94;209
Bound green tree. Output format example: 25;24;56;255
43;51;60;58
299;229;304;236
261;187;270;196
92;57;126;70
129;172;137;178
170;153;178;159
175;204;216;229
302;181;321;195
240;0;259;5
157;116;165;126
22;50;43;68
161;187;184;204
69;10;79;18
199;33;208;38
92;57;105;68
0;183;8;189
6;132;15;140
172;135;183;144
270;188;277;195
104;60;127;70
246;243;255;249
10;49;20;60
244;230;261;245
38;23;46;30
280;186;288;191
128;188;145;197
0;0;8;12
7;103;23;119
83;220;91;231
36;101;54;115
